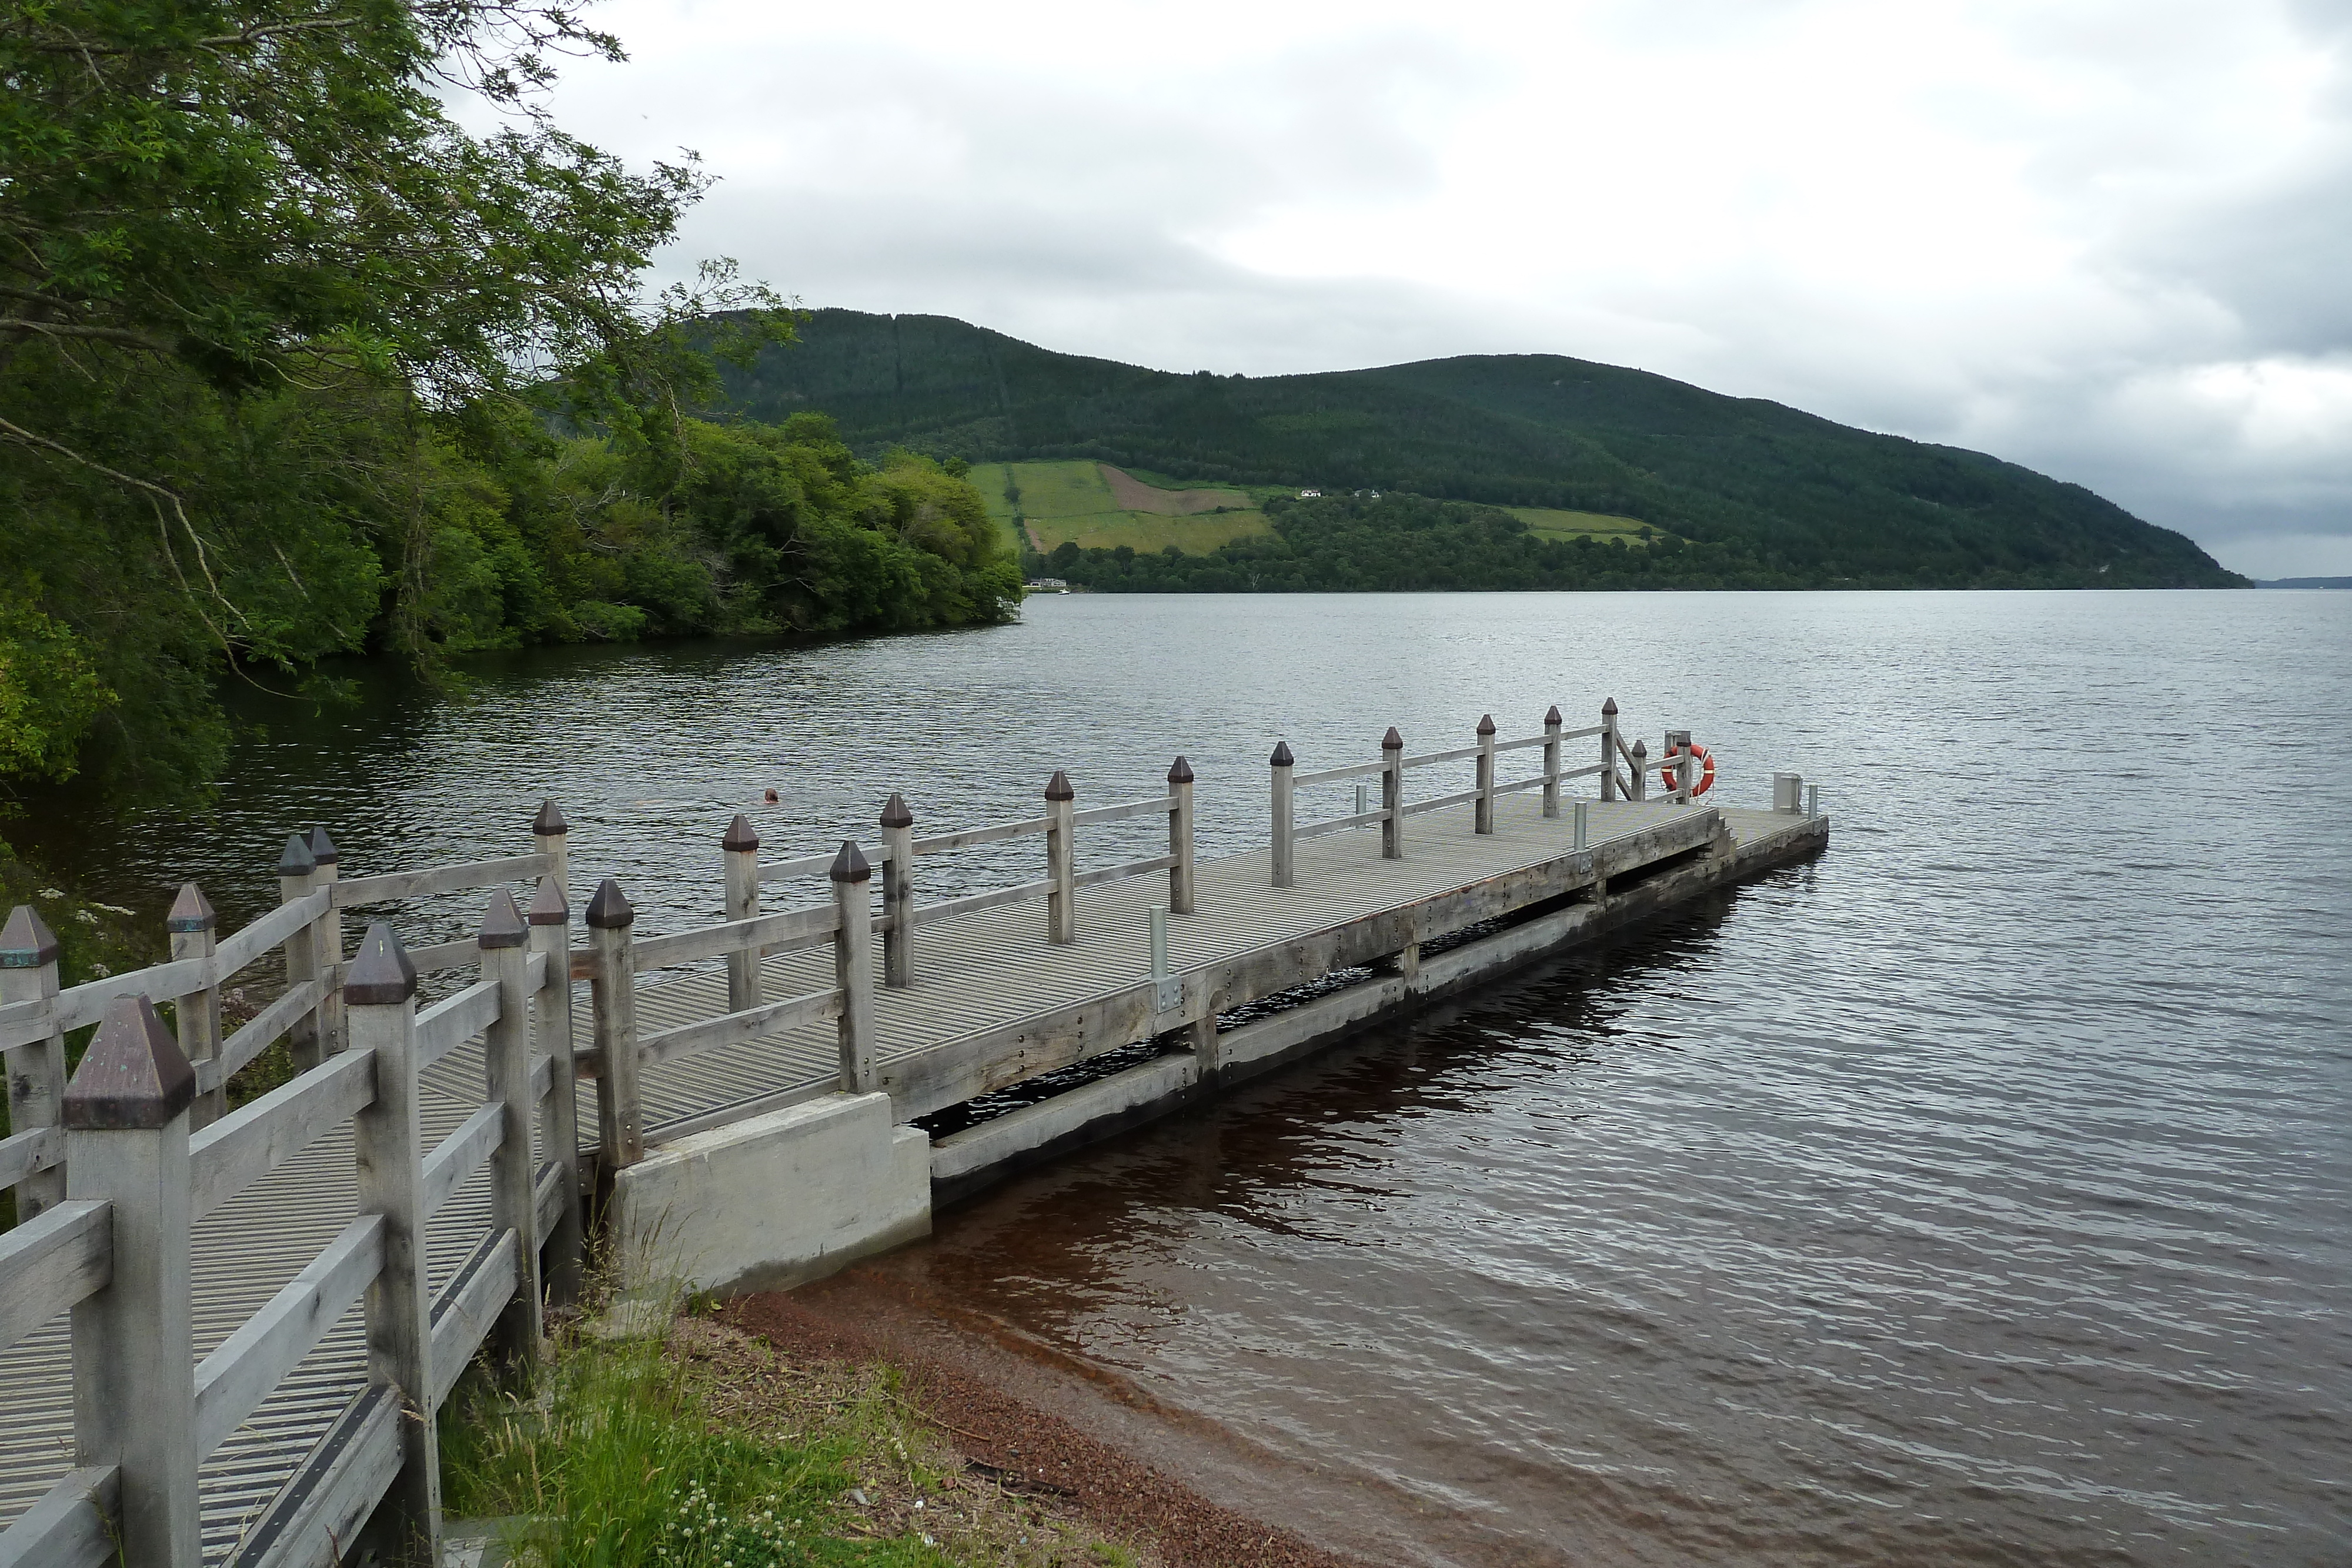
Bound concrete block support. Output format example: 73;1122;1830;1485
609;1091;930;1298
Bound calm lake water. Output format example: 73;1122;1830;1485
31;591;2352;1565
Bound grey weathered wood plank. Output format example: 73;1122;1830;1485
192;1216;383;1460
910;878;1054;927
414;978;500;1070
1399;785;1484;817
427;1229;517;1407
911;815;1057;855
0;1201;110;1356
213;891;333;976
633;904;838;971
228;1386;403;1568
332;854;550;908
0;1126;61;1194
1069;795;1177;827
639;988;843;1072
1292;808;1391;842
188;1052;375;1225
1291;757;1391;786
200;980;324;1095
419;1104;504;1221
0;1465;118;1568
1072;854;1177;890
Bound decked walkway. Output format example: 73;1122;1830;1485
0;788;1820;1563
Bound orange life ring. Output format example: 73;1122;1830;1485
1662;743;1715;796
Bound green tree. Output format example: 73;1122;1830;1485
1;0;789;801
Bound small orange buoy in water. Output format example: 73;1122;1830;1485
763;787;779;803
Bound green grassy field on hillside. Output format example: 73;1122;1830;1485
1505;506;1659;546
973;459;1273;557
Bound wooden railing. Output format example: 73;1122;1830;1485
0;882;576;1568
1265;698;1717;886
2;806;570;1232
576;760;1199;1171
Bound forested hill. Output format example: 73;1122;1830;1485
713;309;2241;589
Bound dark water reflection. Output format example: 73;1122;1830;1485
25;591;2352;1564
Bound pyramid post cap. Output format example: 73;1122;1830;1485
1;906;60;968
584;878;634;930
527;876;569;926
878;793;915;829
277;834;316;878
1044;770;1075;802
1476;714;1496;735
1632;737;1648;755
1545;704;1562;726
829;840;873;884
343;923;419;1005
305;825;338;865
477;887;527;950
62;995;194;1129
167;882;217;933
722;814;760;852
1382;726;1405;750
532;798;569;836
1167;755;1194;784
1602;697;1619;716
1269;740;1294;767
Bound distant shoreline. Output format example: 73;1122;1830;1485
2254;576;2352;589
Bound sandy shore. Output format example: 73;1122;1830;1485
724;1275;1388;1568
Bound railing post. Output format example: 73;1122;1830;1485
1542;705;1563;819
721;814;764;1013
1666;728;1693;804
586;880;643;1171
532;798;570;898
307;825;344;1055
1268;742;1295;889
1381;727;1405;860
1167;757;1196;915
1574;798;1590;851
2;905;67;1219
1475;714;1497;834
1045;770;1077;945
1808;783;1822;819
829;842;877;1093
62;996;201;1568
477;890;542;1373
344;925;439;1564
1600;697;1620;802
167;883;223;1129
528;876;585;1309
880;794;916;988
276;834;324;1072
1630;738;1649;802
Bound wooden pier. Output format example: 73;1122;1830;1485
0;700;1826;1567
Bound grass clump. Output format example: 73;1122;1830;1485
441;1308;1144;1567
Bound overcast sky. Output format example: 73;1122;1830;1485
534;0;2352;577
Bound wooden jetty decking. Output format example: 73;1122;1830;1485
0;704;1828;1567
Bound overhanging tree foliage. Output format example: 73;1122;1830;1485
1;2;1017;807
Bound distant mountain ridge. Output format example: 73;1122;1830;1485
710;309;2243;589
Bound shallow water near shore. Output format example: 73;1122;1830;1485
29;590;2352;1564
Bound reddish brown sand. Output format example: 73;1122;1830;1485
726;1285;1379;1568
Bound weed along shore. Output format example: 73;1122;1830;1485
0;692;1823;1564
